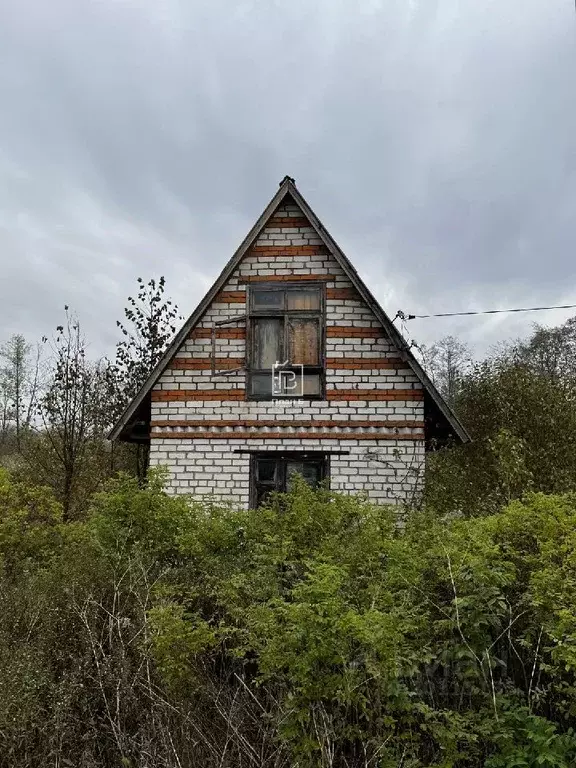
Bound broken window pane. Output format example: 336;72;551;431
253;318;282;369
248;283;324;401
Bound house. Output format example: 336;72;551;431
109;177;469;507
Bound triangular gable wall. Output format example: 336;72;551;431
109;178;469;443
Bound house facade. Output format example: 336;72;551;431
110;177;469;507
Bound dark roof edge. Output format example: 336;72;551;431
108;178;295;440
110;178;470;444
287;183;470;444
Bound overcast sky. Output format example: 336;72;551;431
1;0;575;361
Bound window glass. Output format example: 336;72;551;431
250;373;273;396
248;284;324;400
252;289;284;311
253;318;282;369
286;460;322;491
256;459;277;483
302;373;322;396
253;454;326;506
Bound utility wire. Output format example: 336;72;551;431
394;303;576;322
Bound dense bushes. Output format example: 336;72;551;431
0;470;575;766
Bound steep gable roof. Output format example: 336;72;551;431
109;177;470;444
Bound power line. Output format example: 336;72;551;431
394;303;576;321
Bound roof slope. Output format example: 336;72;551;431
109;177;470;444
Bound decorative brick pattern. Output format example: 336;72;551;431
189;328;246;340
242;274;339;284
150;198;426;508
248;245;330;256
151;420;424;429
169;358;245;370
215;291;246;303
152;390;422;402
326;327;383;338
326;357;404;369
154;432;424;441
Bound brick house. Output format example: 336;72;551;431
110;177;469;507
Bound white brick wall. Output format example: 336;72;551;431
150;199;426;507
149;438;424;508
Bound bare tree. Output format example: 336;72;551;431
0;334;41;450
36;310;108;516
0;368;14;447
420;335;472;406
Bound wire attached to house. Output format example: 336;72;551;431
393;303;576;322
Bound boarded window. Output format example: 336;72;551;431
286;290;321;311
288;318;320;365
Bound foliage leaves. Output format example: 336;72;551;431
2;472;576;766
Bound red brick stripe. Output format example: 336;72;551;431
327;389;423;401
189;328;246;340
214;291;246;303
248;245;329;256
326;288;360;300
169;358;245;370
327;326;383;338
152;389;422;402
267;217;310;227
214;288;359;302
326;357;404;369
151;390;245;401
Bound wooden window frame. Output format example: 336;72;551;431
249;451;329;508
246;282;326;401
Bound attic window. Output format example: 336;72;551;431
247;284;324;400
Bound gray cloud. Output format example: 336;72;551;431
0;0;575;358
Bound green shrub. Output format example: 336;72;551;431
1;471;576;767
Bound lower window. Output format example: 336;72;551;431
250;452;328;507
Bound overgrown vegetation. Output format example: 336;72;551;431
0;277;180;515
2;289;576;765
1;471;575;766
423;319;576;516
